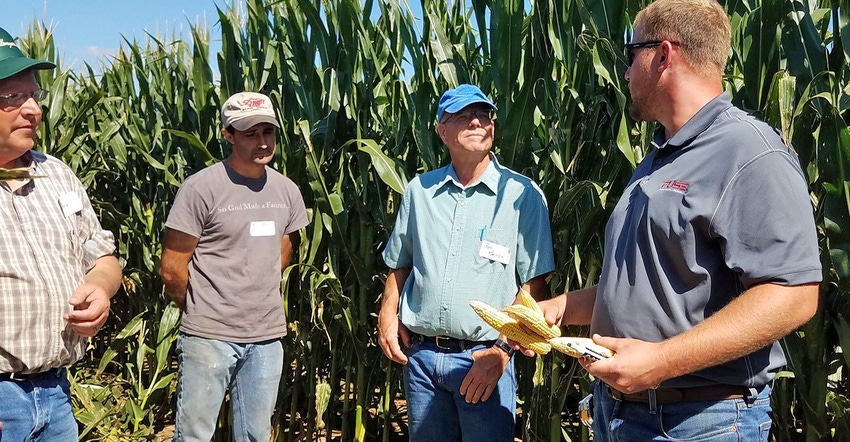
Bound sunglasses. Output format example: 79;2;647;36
0;89;49;109
625;40;680;66
442;108;495;124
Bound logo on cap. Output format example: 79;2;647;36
221;92;279;131
241;97;267;108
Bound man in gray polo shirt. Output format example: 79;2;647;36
532;0;821;439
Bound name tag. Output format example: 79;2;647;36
479;240;511;265
249;221;276;237
59;192;83;218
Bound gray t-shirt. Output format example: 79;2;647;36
592;92;822;388
165;161;309;342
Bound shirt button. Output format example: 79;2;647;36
442;305;448;310
451;252;457;256
446;278;452;283
455;227;461;231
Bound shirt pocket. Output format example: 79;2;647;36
472;228;510;274
65;213;95;273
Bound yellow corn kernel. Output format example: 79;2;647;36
499;322;552;355
469;300;513;328
516;288;544;316
469;300;551;355
502;304;561;339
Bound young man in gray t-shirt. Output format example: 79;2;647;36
160;92;308;442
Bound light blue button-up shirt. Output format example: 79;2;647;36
383;155;555;341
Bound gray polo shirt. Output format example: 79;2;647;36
591;92;822;388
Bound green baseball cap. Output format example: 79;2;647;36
0;27;55;81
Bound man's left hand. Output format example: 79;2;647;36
64;284;111;337
459;346;510;403
580;334;668;393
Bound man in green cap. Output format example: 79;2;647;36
0;26;122;441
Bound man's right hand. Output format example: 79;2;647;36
537;297;565;331
377;308;410;365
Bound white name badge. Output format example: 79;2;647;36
58;192;83;218
249;221;276;237
479;240;511;265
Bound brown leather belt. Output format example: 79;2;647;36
608;384;750;404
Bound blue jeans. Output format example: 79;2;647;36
172;333;284;442
590;379;772;441
0;368;77;442
403;339;516;442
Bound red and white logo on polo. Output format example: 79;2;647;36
660;180;689;193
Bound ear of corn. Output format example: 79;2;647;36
502;304;561;339
549;337;615;359
469;300;552;355
498;322;552;355
0;167;44;181
516;288;544;316
470;299;614;359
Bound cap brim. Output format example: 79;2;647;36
443;99;496;115
229;115;281;131
438;98;497;122
0;57;55;81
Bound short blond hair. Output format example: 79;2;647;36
635;0;731;76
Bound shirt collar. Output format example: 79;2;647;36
652;91;734;151
438;152;501;194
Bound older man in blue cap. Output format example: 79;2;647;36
0;26;122;440
377;84;555;441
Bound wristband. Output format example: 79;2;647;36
493;339;516;357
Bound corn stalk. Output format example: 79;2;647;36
13;0;849;439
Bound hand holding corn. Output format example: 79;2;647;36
470;289;614;359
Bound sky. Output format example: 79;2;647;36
2;0;241;72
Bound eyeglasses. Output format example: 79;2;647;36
442;108;495;124
625;40;680;66
0;89;49;108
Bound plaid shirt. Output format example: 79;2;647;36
0;151;115;374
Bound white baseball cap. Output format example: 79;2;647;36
221;92;280;131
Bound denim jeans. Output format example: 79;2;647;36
0;368;77;442
590;379;772;441
172;333;284;442
403;339;516;442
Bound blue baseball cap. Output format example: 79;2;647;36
437;84;496;122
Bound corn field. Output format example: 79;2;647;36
15;0;849;440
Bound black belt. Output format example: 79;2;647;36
608;384;752;404
413;333;495;352
0;367;64;382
